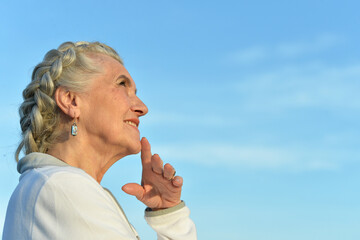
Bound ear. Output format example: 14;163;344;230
54;87;80;119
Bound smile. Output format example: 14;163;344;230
125;120;138;128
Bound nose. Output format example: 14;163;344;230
131;95;148;117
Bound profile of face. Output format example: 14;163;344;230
78;54;148;158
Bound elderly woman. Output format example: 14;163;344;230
2;42;197;239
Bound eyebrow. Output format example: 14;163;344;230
116;74;138;94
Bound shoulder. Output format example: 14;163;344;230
4;165;135;239
22;165;112;208
32;166;114;224
32;165;101;190
11;165;115;220
19;165;103;197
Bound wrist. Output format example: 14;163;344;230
146;201;183;212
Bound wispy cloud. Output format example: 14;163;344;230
153;142;345;171
276;34;344;58
226;33;344;65
226;46;267;65
143;111;241;127
235;62;360;112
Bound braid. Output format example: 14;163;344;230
16;41;123;161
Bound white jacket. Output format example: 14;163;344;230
2;153;197;240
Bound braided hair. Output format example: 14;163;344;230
15;41;123;162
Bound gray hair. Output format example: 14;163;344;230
16;41;123;161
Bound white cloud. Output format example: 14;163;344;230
143;111;240;127
235;62;360;112
153;142;344;171
227;46;267;65
226;33;344;65
225;33;358;114
276;34;344;58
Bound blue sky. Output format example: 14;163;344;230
1;0;360;239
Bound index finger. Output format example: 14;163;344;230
140;137;152;170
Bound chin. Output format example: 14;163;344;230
126;141;142;155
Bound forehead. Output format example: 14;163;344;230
88;53;136;90
91;53;125;73
86;53;132;77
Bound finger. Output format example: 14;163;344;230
140;137;152;170
122;183;145;200
172;176;183;187
163;163;176;180
151;154;163;174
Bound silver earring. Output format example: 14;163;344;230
71;121;78;136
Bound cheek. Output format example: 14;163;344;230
82;90;132;134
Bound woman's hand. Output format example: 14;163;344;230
122;137;182;210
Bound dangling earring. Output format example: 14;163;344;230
71;120;78;136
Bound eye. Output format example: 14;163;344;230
118;80;126;87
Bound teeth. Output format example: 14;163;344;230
125;121;137;127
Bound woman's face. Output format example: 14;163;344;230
79;53;148;157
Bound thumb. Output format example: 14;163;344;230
122;183;144;200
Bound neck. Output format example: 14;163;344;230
47;132;127;183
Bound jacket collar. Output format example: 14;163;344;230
17;152;69;174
